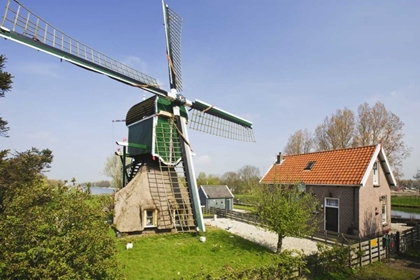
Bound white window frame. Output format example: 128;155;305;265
382;198;387;225
373;161;379;186
143;209;157;228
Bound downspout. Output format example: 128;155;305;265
352;187;356;226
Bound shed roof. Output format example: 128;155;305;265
200;185;234;199
260;144;396;187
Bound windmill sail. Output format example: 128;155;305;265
0;0;166;97
162;3;183;92
190;99;255;142
1;0;256;234
162;2;255;142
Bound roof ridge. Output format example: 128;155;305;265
284;144;377;158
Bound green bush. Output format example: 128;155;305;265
312;243;356;279
0;149;120;279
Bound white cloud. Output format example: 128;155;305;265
121;55;148;71
194;155;212;165
389;90;399;97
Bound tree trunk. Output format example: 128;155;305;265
276;234;283;254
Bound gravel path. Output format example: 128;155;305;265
205;217;413;255
205;217;318;255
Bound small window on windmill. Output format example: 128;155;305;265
304;161;316;170
144;209;157;227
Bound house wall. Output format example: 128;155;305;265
310;186;357;234
358;160;391;238
207;198;228;210
198;188;207;207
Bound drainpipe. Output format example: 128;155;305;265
352;187;356;226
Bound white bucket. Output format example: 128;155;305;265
199;236;206;243
213;214;217;221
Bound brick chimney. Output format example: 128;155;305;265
276;152;283;164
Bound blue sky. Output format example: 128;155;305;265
1;0;419;182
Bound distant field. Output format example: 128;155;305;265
391;196;420;208
116;227;279;279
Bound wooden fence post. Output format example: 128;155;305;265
378;238;381;262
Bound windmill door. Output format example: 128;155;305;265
325;198;339;232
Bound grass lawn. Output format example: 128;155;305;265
233;204;256;213
116;227;278;279
234;194;254;204
404;243;420;259
391;196;420;207
349;261;418;280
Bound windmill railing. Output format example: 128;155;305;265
1;0;159;88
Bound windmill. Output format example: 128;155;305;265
0;0;255;233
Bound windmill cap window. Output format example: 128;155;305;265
304;161;316;170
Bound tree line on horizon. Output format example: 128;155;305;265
282;102;411;180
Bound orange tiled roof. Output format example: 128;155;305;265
261;145;377;186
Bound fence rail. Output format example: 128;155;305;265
349;237;387;268
203;207;262;226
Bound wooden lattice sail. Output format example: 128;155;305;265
0;0;255;234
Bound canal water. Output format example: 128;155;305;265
90;187;117;195
391;207;420;219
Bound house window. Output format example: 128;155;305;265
382;198;387;225
373;162;379;185
304;161;316;170
325;198;339;208
144;209;157;227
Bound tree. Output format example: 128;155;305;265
287;101;410;178
196;172;221;186
0;149;120;279
314;108;355;151
95;180;112;188
0;54;13;137
353;102;411;179
220;171;240;193
414;169;420;181
103;154;124;189
252;184;320;253
0;148;53;198
237;165;260;194
283;129;314;155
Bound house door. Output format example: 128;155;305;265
325;198;339;232
226;199;232;211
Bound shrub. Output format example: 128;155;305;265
312;242;356;279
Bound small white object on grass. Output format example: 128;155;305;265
126;242;133;249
